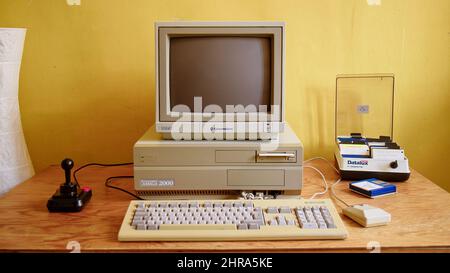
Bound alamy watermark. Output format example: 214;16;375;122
168;97;282;150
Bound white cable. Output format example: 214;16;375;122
303;157;336;199
304;156;340;174
304;156;350;206
303;166;328;199
330;178;350;207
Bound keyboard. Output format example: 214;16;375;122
118;198;348;241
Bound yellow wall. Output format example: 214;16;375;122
0;0;449;191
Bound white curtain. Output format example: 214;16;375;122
0;28;34;195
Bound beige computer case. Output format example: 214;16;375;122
134;124;303;199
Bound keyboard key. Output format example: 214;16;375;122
300;222;318;229
136;224;147;230
189;202;199;208
134;212;146;218
279;206;291;213
253;214;263;221
233;202;243;207
267;207;278;213
237;224;248;230
297;217;308;225
132;220;145;226
244;220;264;226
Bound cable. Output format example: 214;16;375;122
240;191;270;200
303;157;350;206
308;157;351;207
331;178;350;207
303;157;337;199
303;165;328;199
72;162;142;200
304;156;340;174
73;162;133;188
105;175;143;200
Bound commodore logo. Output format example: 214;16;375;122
210;125;232;132
347;160;369;165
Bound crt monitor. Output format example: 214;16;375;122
154;22;286;140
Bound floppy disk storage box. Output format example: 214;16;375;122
334;74;410;182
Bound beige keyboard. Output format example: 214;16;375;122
118;198;348;241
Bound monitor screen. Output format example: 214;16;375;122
169;36;272;113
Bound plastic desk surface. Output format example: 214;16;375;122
0;161;449;252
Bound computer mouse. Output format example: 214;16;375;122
342;204;391;227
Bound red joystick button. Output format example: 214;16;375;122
81;186;91;192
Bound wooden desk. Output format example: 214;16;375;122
1;161;449;252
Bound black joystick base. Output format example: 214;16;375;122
47;158;92;212
47;184;92;212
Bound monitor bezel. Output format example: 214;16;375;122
155;22;286;134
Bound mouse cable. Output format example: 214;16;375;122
303;165;329;199
105;175;143;200
330;178;350;207
304;157;351;207
303;157;349;206
303;157;338;199
73;162;133;188
304;156;340;174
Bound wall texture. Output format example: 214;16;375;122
0;0;448;191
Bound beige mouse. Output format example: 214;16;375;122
343;204;391;227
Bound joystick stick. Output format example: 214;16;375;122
60;158;77;197
47;158;92;212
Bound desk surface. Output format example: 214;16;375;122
1;160;450;253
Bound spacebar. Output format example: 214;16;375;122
159;224;236;230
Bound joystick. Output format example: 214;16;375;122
47;158;92;212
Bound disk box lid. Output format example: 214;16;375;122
335;74;395;140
